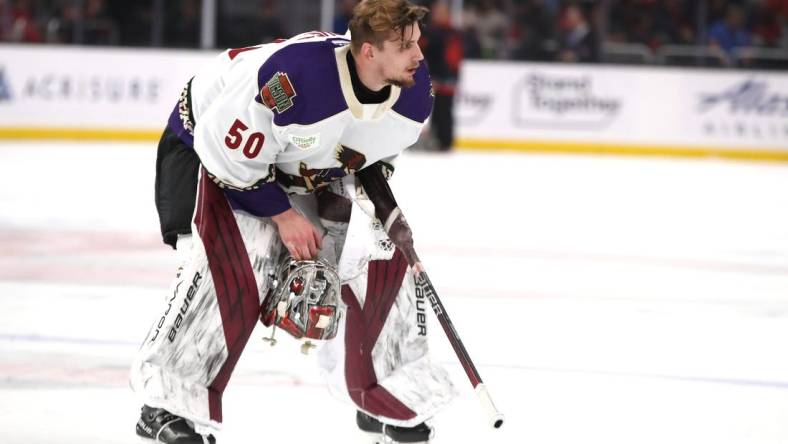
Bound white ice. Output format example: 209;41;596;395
2;142;788;444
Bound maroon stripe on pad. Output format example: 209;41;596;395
343;249;416;420
194;170;260;423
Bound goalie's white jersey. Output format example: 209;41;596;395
136;32;456;432
172;31;433;196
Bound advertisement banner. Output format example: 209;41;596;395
1;45;786;160
456;61;788;157
0;44;212;138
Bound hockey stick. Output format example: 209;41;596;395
416;270;505;429
356;164;504;429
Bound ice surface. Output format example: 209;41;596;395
2;142;788;443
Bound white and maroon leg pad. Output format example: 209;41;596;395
317;191;457;428
130;170;281;434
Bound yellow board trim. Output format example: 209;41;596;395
0;128;786;162
456;138;788;162
0;127;162;142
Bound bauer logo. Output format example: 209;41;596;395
414;282;427;336
0;68;12;103
418;275;442;316
512;72;621;130
167;271;202;342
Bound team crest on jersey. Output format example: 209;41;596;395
277;145;366;192
261;72;297;113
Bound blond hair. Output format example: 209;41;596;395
348;0;428;55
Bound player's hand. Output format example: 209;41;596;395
272;208;323;260
387;214;420;267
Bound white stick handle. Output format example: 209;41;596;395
475;383;505;429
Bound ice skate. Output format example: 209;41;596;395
357;411;433;444
136;405;215;444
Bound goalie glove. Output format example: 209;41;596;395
355;162;421;268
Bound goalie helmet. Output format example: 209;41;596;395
261;256;342;341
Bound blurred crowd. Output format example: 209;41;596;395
2;0;784;152
0;0;287;47
2;0;787;64
457;0;788;62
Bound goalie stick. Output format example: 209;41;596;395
357;164;505;429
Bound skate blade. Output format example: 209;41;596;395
359;429;384;444
383;440;430;444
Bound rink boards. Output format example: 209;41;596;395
1;45;787;161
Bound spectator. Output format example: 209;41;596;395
46;0;117;45
772;0;788;48
460;16;483;59
556;3;598;62
770;0;788;14
333;0;357;34
421;0;463;151
7;0;41;42
770;0;788;18
10;0;785;67
45;0;79;44
218;0;286;48
625;7;659;49
750;0;782;46
106;1;153;46
464;0;508;58
707;0;729;26
542;0;561;17
0;0;6;39
510;0;557;61
255;0;287;43
608;0;694;49
166;0;200;48
708;4;751;54
653;0;696;46
606;0;640;43
82;0;118;45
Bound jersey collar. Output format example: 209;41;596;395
334;44;401;120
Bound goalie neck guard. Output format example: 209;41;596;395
261;256;342;341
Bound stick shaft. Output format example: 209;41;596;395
355;166;504;428
418;271;505;428
417;272;482;386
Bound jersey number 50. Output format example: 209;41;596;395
224;119;265;159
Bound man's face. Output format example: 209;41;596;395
375;22;424;88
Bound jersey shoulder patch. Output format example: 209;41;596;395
391;62;434;123
256;37;348;127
